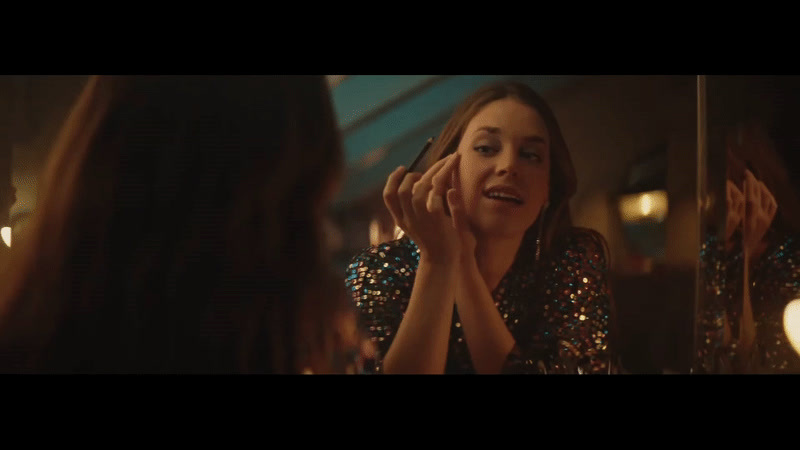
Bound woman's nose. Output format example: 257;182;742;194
495;148;520;177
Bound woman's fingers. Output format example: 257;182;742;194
410;153;458;216
735;184;745;217
759;180;778;221
411;153;452;195
727;180;741;210
727;181;745;232
739;171;779;254
726;180;734;207
426;188;446;215
742;177;756;241
399;172;422;228
431;153;460;197
447;189;467;232
745;170;761;211
383;166;407;226
386;153;465;247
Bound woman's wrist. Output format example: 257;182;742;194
418;253;459;272
457;249;478;270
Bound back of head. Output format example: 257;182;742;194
0;76;345;373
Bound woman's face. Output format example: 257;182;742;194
455;98;551;238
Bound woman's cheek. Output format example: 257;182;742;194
458;165;476;206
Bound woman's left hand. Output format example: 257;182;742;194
725;180;745;244
446;159;477;263
743;169;777;257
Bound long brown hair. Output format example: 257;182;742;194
422;81;578;263
0;76;346;373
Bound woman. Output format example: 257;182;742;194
698;120;800;373
345;81;617;374
0;75;365;374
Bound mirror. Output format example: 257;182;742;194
331;75;699;373
696;75;800;374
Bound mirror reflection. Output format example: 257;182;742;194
334;75;698;374
697;75;800;373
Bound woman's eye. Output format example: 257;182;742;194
474;145;496;154
525;153;542;162
522;151;542;162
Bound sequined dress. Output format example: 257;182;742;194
697;234;800;373
345;227;617;374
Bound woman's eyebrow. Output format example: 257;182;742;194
475;126;501;134
522;135;547;144
475;126;546;143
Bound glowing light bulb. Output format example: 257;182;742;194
783;298;800;357
369;220;380;246
1;227;10;247
618;190;669;224
640;193;653;216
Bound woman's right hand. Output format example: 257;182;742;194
383;153;463;264
725;179;745;244
742;169;777;258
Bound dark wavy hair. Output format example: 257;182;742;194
0;75;346;373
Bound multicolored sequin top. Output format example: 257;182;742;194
345;227;617;374
697;234;800;373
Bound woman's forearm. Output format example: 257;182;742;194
382;258;458;374
738;251;757;369
454;257;516;374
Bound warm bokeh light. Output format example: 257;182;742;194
784;298;800;357
640;193;653;216
358;147;388;170
1;227;10;247
369;219;380;246
619;190;669;224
